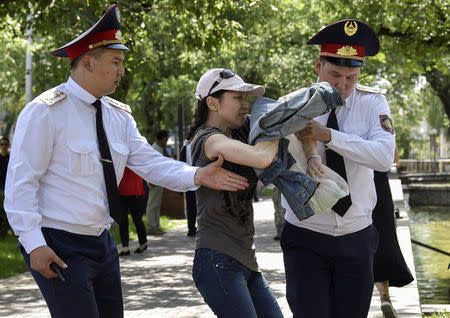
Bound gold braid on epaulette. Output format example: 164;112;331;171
39;91;67;106
104;96;132;113
355;84;387;95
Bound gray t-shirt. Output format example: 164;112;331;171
190;116;260;271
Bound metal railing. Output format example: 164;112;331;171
397;159;450;174
411;239;450;257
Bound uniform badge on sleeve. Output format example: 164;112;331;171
379;115;394;134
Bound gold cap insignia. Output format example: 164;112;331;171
115;30;123;41
116;7;121;23
344;21;358;36
337;46;358;56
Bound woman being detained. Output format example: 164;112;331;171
187;68;345;318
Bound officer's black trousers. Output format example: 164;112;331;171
281;222;379;318
22;227;123;318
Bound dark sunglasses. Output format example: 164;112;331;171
206;69;235;97
0;143;8;146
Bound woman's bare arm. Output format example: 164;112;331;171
204;134;279;169
300;137;324;179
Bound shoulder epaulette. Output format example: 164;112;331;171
39;90;67;106
356;84;387;95
104;96;132;113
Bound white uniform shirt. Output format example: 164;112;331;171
283;85;396;236
5;77;198;253
152;142;164;155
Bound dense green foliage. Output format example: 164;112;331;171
0;0;448;157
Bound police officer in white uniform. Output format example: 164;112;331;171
4;5;247;318
280;19;396;318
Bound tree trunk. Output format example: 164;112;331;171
425;68;450;134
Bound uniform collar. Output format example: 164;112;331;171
67;77;100;105
343;85;358;109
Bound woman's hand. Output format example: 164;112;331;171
306;154;324;179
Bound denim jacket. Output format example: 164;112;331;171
249;82;344;221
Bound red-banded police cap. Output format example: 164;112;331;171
50;4;129;61
307;19;380;67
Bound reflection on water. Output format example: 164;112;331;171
408;205;450;304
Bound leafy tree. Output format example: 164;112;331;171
0;0;273;140
0;0;448;158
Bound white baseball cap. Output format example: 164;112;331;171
195;68;265;101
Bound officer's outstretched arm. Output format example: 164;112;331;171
194;154;249;191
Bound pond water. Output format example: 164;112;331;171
407;205;450;304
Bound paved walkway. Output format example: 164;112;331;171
0;179;422;317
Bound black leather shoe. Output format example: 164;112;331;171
119;250;130;256
134;244;147;254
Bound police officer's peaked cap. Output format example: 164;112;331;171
307;19;380;67
50;4;128;61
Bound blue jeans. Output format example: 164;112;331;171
256;138;318;221
249;82;343;222
192;248;284;318
248;82;343;145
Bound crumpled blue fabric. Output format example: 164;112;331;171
249;82;344;221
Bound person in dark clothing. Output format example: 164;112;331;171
185;190;197;236
372;147;414;318
180;141;197;237
118;167;149;255
0;137;10;191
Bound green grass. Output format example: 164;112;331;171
108;214;187;245
0;215;187;279
260;187;273;197
423;312;449;317
0;231;28;278
160;215;187;229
